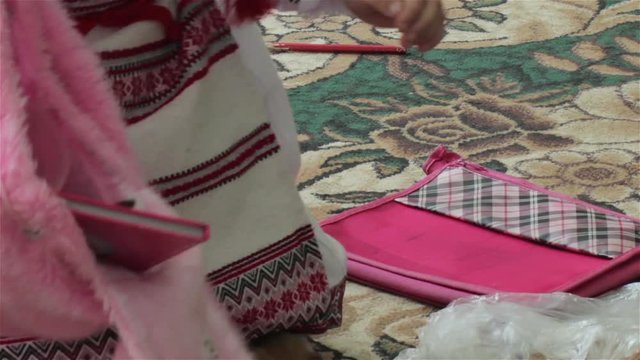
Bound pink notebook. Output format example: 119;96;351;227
63;193;209;272
321;146;640;306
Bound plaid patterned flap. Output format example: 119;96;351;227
396;167;639;258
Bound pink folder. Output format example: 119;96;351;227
321;146;639;306
63;193;209;272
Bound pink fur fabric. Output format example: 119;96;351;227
0;1;252;358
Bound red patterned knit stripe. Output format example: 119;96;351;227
169;145;280;205
100;37;172;59
207;226;315;284
208;231;315;285
151;123;271;185
289;280;346;334
107;26;230;77
0;337;37;345
105;46;176;73
160;132;277;197
126;43;237;125
120;37;232;108
178;0;216;24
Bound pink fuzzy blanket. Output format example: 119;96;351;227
0;1;252;358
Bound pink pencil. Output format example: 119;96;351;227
271;42;406;54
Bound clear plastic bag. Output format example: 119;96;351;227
396;284;640;360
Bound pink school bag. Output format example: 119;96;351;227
322;146;639;305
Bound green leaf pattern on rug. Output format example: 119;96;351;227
533;35;639;76
448;20;486;32
465;0;507;9
317;191;390;204
602;0;630;8
374;157;409;177
445;0;507;32
289;23;638;192
473;10;506;24
324;149;390;167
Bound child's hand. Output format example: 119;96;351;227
344;0;444;51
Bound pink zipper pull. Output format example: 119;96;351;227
422;145;462;174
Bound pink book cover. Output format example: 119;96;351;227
63;193;210;272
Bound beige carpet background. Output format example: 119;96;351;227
261;1;639;358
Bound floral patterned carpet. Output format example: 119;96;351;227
261;1;639;359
